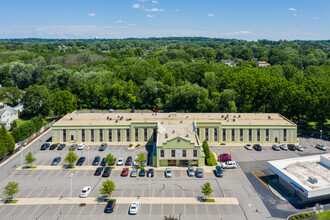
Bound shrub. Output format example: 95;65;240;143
305;212;311;217
299;213;305;218
295;215;300;219
291;217;296;220
129;144;133;147
206;153;217;166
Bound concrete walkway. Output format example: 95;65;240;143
1;197;239;206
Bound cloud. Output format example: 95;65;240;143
146;14;155;18
138;0;148;1
152;0;158;3
133;4;144;9
88;13;96;16
127;24;138;27
294;14;297;16
145;8;163;12
288;8;297;11
225;30;253;35
114;20;122;24
207;13;215;17
313;16;318;20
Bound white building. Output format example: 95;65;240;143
268;154;330;202
0;106;18;130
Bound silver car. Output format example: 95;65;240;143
130;168;137;177
297;145;304;151
187;166;194;177
316;144;326;151
244;144;253;150
280;144;288;151
196;168;204;178
165;168;172;178
272;144;280;151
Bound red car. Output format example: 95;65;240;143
218;153;232;162
121;168;129;176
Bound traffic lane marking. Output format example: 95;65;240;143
251;171;270;189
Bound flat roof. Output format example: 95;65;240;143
53;112;295;127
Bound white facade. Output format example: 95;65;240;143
0;106;18;130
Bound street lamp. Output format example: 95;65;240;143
69;173;73;199
320;130;322;140
149;178;151;197
20;150;23;166
248;203;251;220
87;147;90;166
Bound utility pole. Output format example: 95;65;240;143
69;173;73;199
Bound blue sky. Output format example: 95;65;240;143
0;0;328;40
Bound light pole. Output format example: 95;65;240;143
69;173;73;199
20;150;23;166
320;130;322;140
87;147;90;166
149;178;150;197
248;203;251;220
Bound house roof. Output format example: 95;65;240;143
0;106;17;116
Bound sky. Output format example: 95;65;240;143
0;0;329;40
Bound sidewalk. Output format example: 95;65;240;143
1;197;239;206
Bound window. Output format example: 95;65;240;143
91;129;94;142
266;129;269;141
109;129;112;142
117;129;121;142
144;128;148;141
171;150;175;157
153;128;157;142
249;129;252;141
283;129;287;141
183;150;186;157
240;129;243;141
222;129;226;141
135;128;139;141
71;135;74;141
160;150;164;157
257;129;260;141
63;130;66;142
214;128;218;141
205;128;209;141
82;129;85;142
231;129;235;141
193;150;197;157
99;129;103;142
126;129;130;141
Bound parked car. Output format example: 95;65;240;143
79;186;92;198
218;153;232;162
49;143;59;150
141;159;147;167
121;168;129;176
40;143;50;150
77;143;86;150
280;144;288;150
102;167;111;177
147;168;154;177
70;144;78;151
196;168;204;178
215;166;223;177
139;169;146;177
187;166;194;177
130;168;137;177
104;199;116;213
288;144;297;151
92;156;101;165
100;158;107;166
117;158;124;166
99;143;107;151
125;156;133;166
222;161;237;169
57;144;66;150
133;156;140;166
76;157;86;166
244;144;253;150
316;144;326;151
129;201;140;215
272;144;280;151
297;145;304;151
253;144;262;151
51;157;61;166
94;167;104;176
165;168;172;178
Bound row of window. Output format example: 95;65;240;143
160;149;198;158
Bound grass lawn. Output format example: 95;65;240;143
202;198;215;202
4;200;18;204
103;198;116;202
24;166;37;169
15;115;33;127
316;211;330;220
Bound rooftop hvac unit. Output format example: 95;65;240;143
120;116;123;120
238;115;241;118
115;120;118;123
186;134;189;137
180;120;182;123
233;119;235;122
308;176;318;184
172;130;175;133
70;117;73;120
107;116;109;120
221;115;224;118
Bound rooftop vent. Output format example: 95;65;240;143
238;115;241;118
120;116;123;120
172;130;175;133
268;116;271;119
233;119;235;122
107;116;109;120
221;115;224;118
109;118;112;120
186;134;189;137
177;139;181;142
70;117;73;120
234;115;236;118
115;120;118;123
180;120;182;123
165;133;168;138
308;176;318;184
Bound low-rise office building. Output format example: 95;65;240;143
52;112;297;167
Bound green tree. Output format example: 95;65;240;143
3;181;19;201
0;124;15;155
135;152;146;167
25;152;36;167
104;153;115;166
99;179;116;198
53;90;77;116
0;87;23;106
201;182;213;199
22;85;51;116
64;151;79;168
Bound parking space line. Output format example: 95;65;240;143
205;204;210;217
161;204;163;217
82;170;89;177
15;188;27;198
4;206;18;218
194;204;198;217
53;204;63;218
149;204;152;216
36;170;46;178
29;205;40;218
16;205;29;218
173;204;174;216
184;204;186;216
216;204;221;218
39;205;51;219
54;170;63;178
137;204;141;216
26;188;37;198
251;171;270;189
232;190;245;219
180;170;183;178
65;205;74;217
57;188;65;198
47;188;56;198
142;186;145;197
113;204;120;217
0;205;7;213
131;188;135;197
90;205;97;217
267;169;274;175
120;187;125;197
223;191;233;218
30;169;38;177
8;170;18;179
44;170;55;179
77;205;85;217
109;170;114;178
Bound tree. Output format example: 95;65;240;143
64;151;79;167
104;153;115;166
3;181;19;201
135;152;146;166
22;85;51;116
201;182;213;199
25;152;36;167
0;87;23;106
53;90;77;116
99;179;115;198
0;124;15;157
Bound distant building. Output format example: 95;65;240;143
258;61;271;67
0;106;18;130
221;60;236;67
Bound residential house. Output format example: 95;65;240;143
221;60;236;67
258;61;271;67
0;106;18;130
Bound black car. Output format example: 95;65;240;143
49;143;59;150
40;143;50;150
92;156;101;165
125;156;133;166
139;169;146;177
102;167;112;177
147;168;154;177
215;166;223;177
76;157;86;166
51;157;61;166
70;144;78;151
288;144;297;151
99;143;107;151
100;158;107;166
104;199;116;213
253;144;262;151
94;167;104;176
57;144;66;150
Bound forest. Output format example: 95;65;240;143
0;37;329;135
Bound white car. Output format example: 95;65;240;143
129;201;139;215
79;186;92;198
77;143;86;150
280;144;288;151
222;161;237;169
133;156;139;166
297;145;304;151
316;144;326;151
244;144;252;150
117;158;124;166
165;168;172;178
